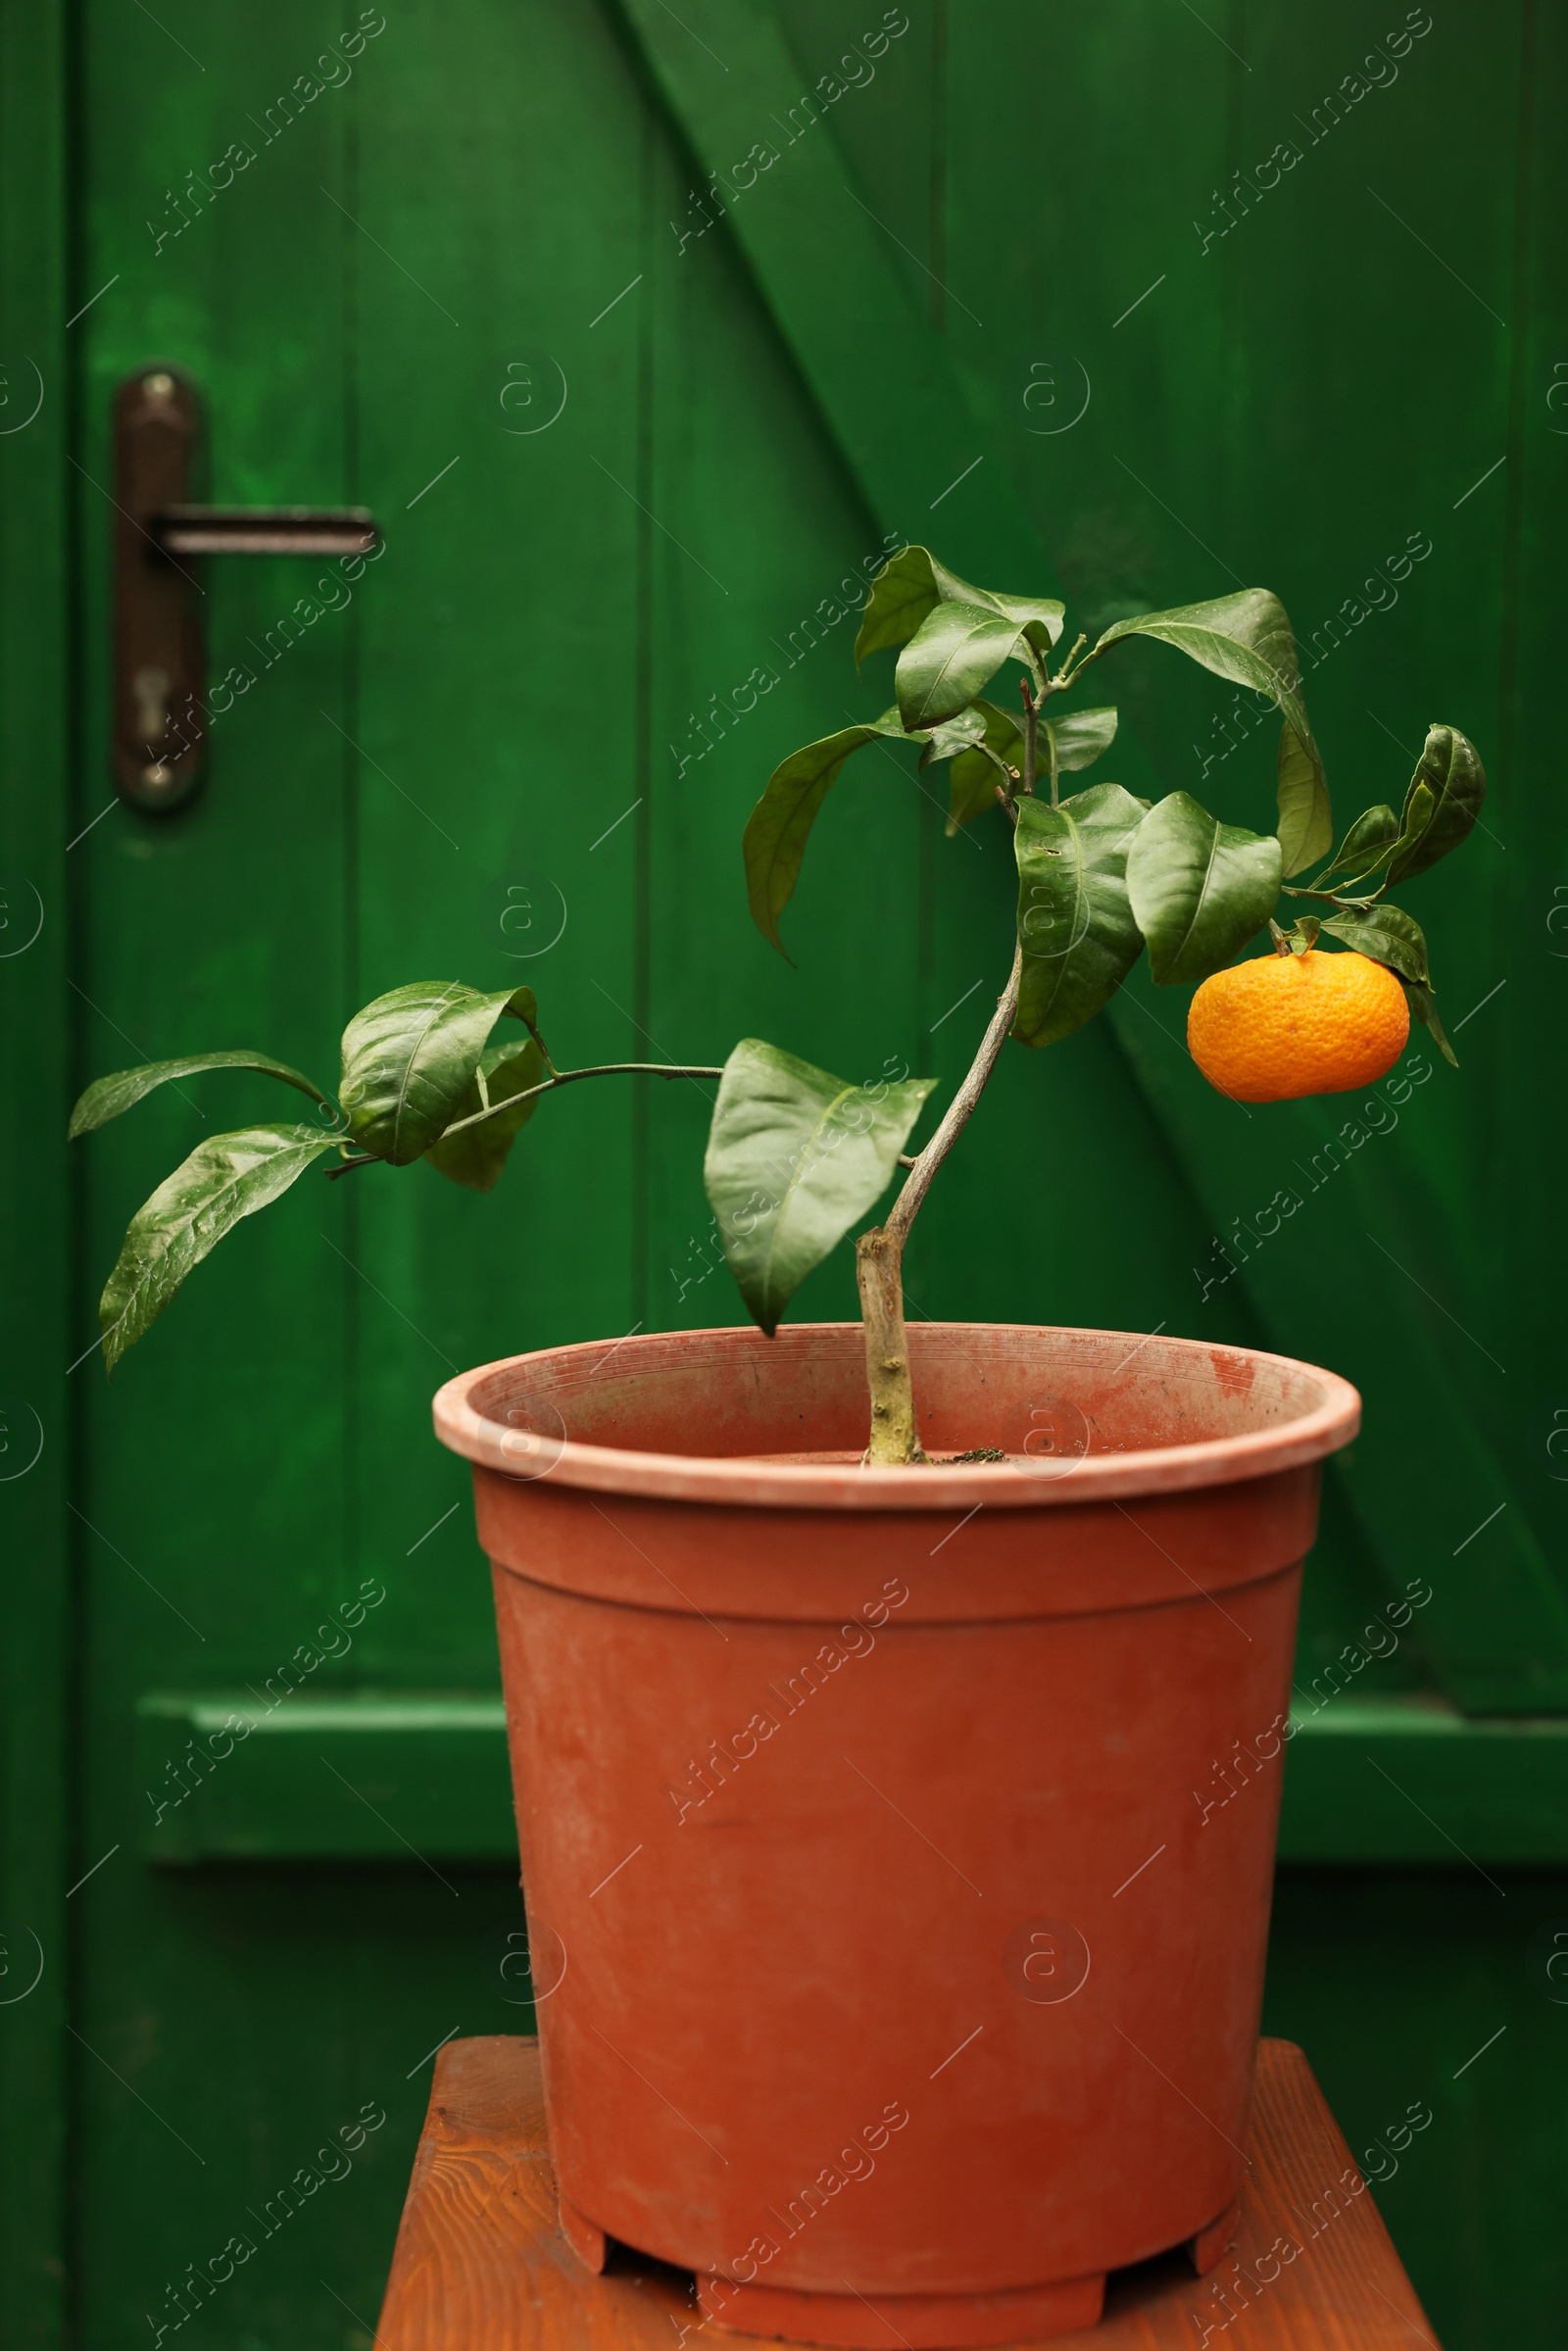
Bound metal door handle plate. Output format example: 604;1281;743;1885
112;368;379;811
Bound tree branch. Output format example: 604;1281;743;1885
886;944;1022;1247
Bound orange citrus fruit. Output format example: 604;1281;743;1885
1187;948;1409;1102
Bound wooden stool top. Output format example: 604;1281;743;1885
376;2036;1439;2351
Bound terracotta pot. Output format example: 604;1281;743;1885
433;1322;1358;2348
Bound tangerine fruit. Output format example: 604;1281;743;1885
1187;947;1409;1102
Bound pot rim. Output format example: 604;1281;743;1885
431;1321;1360;1512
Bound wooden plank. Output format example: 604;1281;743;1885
1503;0;1568;1661
135;1690;514;1862
610;0;1050;586
129;1690;1568;1867
610;0;1568;1711
70;22;371;2332
1278;1698;1568;1867
352;0;649;1609
376;2034;1439;2350
0;0;72;2339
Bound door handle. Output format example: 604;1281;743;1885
113;367;380;811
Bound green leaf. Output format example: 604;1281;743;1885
1401;979;1458;1068
855;546;950;666
855;545;1063;667
338;982;538;1164
1312;804;1401;889
895;601;1032;730
98;1123;336;1370
1125;791;1284;985
743;715;912;954
1385;782;1436;879
1044;705;1118;775
70;1051;334;1140
1093;586;1308;728
1275;721;1334;878
703;1040;936;1336
423;1039;547;1193
1091;588;1330;862
946;700;1023;832
1319;903;1431;986
1011;784;1148;1047
937;701;1118;821
1388;724;1487;884
915;706;989;765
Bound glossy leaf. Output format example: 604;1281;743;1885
1388;724;1487;884
1384;783;1436;879
423;1039;547;1192
339;982;537;1164
946;700;1023;832
703;1039;936;1336
1011;785;1148;1047
1320;904;1431;986
1401;980;1458;1068
1044;704;1118;776
1092;588;1329;855
855;544;1063;666
70;1051;334;1140
1126;791;1284;985
915;706;988;765
1313;804;1400;889
895;601;1031;730
98;1123;336;1370
855;545;952;666
1275;721;1334;877
743;715;912;953
1093;586;1307;727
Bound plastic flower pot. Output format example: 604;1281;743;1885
432;1320;1358;2348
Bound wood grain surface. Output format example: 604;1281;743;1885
375;2036;1441;2351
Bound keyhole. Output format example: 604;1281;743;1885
132;663;172;741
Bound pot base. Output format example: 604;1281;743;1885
1189;2196;1242;2276
696;2269;1106;2347
559;2194;1243;2345
559;2196;608;2274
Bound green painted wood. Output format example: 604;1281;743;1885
64;12;660;2345
1092;0;1568;1711
136;1692;513;1863
347;0;651;1634
1265;1863;1568;2351
1111;1008;1568;1711
0;0;72;2340
37;5;1568;2348
72;18;403;2348
1505;0;1568;1672
131;1687;1568;1869
612;0;1049;586
613;0;1568;1714
1278;1698;1568;1865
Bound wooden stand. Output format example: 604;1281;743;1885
376;2037;1440;2350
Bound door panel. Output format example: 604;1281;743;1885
2;1;1556;2344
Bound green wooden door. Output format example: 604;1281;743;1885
3;3;1566;2346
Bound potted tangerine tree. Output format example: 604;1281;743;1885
75;551;1482;2345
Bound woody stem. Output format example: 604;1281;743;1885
857;944;1024;1464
